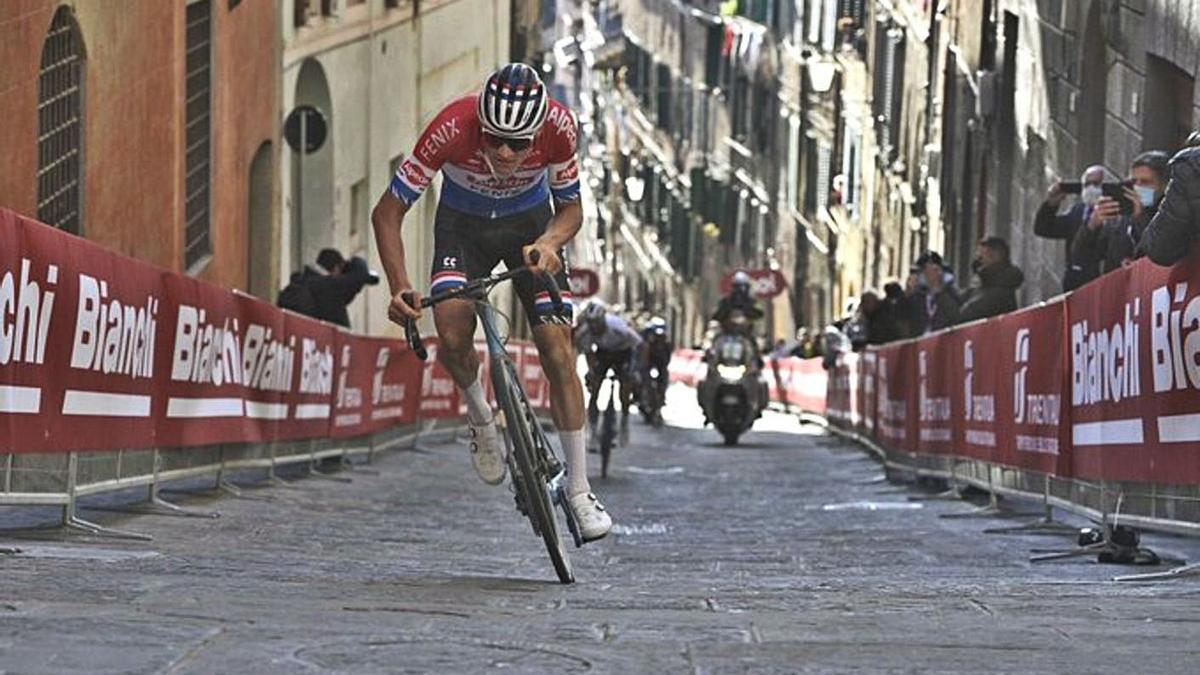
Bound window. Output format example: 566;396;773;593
294;0;310;28
184;0;213;270
350;178;367;238
37;5;86;235
1143;55;1195;153
872;24;905;163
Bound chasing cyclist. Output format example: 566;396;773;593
638;317;673;420
575;304;642;449
371;63;612;541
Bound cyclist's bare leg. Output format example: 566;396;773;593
434;300;487;419
532;323;591;495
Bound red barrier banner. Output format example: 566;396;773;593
993;303;1070;475
872;343;915;451
1067;257;1200;484
766;356;827;415
669;349;704;387
914;333;955;455
950;321;1002;463
331;333;419;439
1;211;165;452
826;351;866;430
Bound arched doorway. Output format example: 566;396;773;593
291;58;334;272
37;5;87;235
247;142;274;300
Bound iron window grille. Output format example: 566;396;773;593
184;0;213;270
37;5;86;235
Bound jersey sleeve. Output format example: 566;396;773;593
545;106;582;203
389;103;467;207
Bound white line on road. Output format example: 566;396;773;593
62;390;151;417
0;385;41;414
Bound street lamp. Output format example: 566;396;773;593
625;175;645;202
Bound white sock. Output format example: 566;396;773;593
559;429;590;496
461;374;492;425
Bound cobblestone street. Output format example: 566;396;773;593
2;387;1199;674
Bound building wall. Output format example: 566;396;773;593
281;0;511;335
0;0;278;287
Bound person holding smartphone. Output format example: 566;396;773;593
1034;165;1112;291
1140;133;1200;267
1072;151;1170;275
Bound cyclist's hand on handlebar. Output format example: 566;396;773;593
388;288;422;324
522;240;562;276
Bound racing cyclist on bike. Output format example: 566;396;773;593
371;63;611;541
639;317;673;419
575;304;642;449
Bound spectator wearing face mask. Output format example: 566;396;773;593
1071;151;1170;275
959;237;1024;323
1139;133;1200;266
916;254;960;333
1034;165;1112;291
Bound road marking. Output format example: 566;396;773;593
0;385;41;414
63;391;151;417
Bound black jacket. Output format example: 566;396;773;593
297;259;377;328
959;262;1025;323
1034;201;1100;291
1140;147;1200;266
1072;206;1156;275
712;293;763;323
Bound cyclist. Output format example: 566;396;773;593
639;316;673;414
575;303;642;449
371;63;611;541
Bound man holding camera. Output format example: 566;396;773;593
277;248;381;329
1070;151;1170;276
1034;165;1108;292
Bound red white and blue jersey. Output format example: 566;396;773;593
390;95;582;219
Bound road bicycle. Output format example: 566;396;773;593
598;371;619;479
402;260;581;584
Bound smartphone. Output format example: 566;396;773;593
1058;181;1083;194
1101;182;1134;214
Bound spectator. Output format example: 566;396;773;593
277;248;380;328
1139;134;1200;266
1072;151;1170;274
1034;165;1113;291
790;328;822;359
959;237;1024;323
848;290;901;348
920;256;960;332
892;268;928;337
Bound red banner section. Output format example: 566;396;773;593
0;209;552;453
824;252;1200;486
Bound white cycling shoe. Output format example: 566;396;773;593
568;492;613;542
468;419;506;486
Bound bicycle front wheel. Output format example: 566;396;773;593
495;359;574;584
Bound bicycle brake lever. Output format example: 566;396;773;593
528;251;565;314
401;292;428;361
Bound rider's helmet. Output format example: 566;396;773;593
582;302;607;333
646;316;668;339
731;270;751;297
478;63;549;140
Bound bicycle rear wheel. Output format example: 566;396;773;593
495;358;574;584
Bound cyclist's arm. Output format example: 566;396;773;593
371;191;414;296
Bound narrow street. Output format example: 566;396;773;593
2;386;1199;674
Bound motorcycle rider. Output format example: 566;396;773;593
712;271;764;329
575;303;643;449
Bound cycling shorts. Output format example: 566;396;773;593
430;202;574;326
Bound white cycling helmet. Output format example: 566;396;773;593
478;63;549;140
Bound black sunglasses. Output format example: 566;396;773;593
483;133;533;152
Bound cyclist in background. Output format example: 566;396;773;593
371;63;611;541
575;303;642;449
639;317;673;412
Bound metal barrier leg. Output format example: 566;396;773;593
985;474;1077;535
909;458;963;502
1115;562;1200;582
308;439;352;483
942;465;1041;520
61;453;152;541
92;450;220;519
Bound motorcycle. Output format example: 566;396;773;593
697;332;766;446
